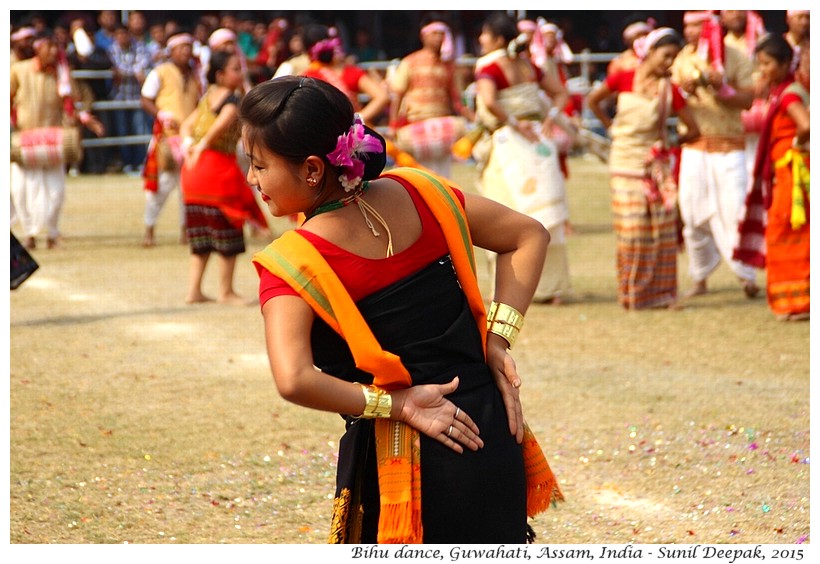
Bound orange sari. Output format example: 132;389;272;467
765;84;810;317
736;78;809;317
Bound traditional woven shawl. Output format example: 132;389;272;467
252;167;561;543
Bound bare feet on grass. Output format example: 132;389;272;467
142;227;156;248
776;312;810;322
185;294;215;305
682;280;707;299
741;279;760;299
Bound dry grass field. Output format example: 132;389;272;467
8;156;810;548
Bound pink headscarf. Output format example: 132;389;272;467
309;27;344;62
421;21;454;62
540;21;573;64
11;27;35;42
519;18;546;68
208;28;236;50
167;33;194;50
633;27;676;60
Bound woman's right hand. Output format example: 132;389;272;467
393;377;484;454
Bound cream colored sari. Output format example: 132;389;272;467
475;80;571;302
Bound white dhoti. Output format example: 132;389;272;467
10;162;66;239
677;146;756;283
144;170;185;228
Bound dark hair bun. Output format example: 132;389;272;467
361;125;387;181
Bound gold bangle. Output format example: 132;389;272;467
488;320;520;348
487;301;524;349
357;384;392;419
487;301;524;331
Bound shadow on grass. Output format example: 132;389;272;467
10;305;197;328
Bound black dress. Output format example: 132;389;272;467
316;255;528;544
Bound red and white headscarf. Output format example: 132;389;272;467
518;18;546;68
622;19;655;45
683;11;713;26
421;21;454;62
633;27;676;60
696;12;725;74
743;11;766;57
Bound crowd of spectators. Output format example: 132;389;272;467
10;11;350;175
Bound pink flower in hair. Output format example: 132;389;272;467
326;114;384;191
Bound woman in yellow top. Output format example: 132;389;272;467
179;51;270;305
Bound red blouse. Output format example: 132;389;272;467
258;179;466;306
303;64;366;102
475;59;544;90
605;69;688;112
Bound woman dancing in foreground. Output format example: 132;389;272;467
241;76;562;543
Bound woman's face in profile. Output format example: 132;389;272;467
648;44;680;75
478;26;501;55
756;50;790;87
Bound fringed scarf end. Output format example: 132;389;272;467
526;479;565;518
522;423;564;518
376;502;423;544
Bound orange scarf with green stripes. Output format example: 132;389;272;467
252;167;561;543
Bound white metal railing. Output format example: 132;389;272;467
71;50;620;150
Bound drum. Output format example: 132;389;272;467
396;116;466;161
11;126;82;169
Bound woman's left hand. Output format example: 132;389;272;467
512;120;539;143
486;337;524;444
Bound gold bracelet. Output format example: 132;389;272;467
357;384;392;419
488;320;520;348
487;301;524;349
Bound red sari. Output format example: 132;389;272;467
735;78;810;317
766;84;810;317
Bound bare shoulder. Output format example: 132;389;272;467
367;176;413;206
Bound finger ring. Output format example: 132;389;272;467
455;408;460;419
447;425;453;437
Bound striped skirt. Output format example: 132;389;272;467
185;204;245;257
611;175;678;309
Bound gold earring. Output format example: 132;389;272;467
307;177;318;187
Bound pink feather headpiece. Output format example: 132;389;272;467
326;114;384;191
